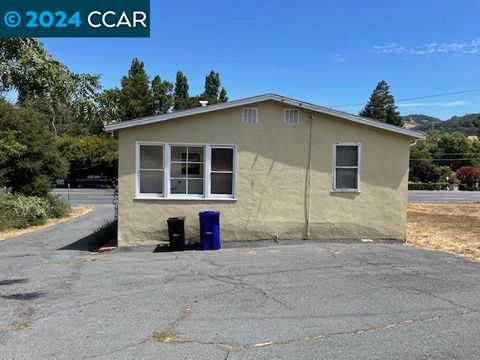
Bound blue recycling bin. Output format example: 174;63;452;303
199;211;221;250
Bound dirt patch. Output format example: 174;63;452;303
150;329;180;343
12;320;31;331
80;257;102;263
0;206;93;241
407;203;480;261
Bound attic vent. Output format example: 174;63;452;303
284;109;299;124
242;108;258;123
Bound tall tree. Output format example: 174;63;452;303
120;58;151;120
151;75;174;114
202;71;228;104
203;71;220;100
474;115;480;130
0;38;100;134
219;87;228;102
359;80;402;126
0;100;67;196
174;71;190;110
56;135;118;181
434;132;475;170
98;88;122;125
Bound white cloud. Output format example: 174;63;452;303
372;38;480;55
331;54;348;62
398;100;470;108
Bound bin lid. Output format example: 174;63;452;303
168;216;186;221
199;211;219;216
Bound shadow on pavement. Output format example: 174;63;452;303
0;279;28;286
57;233;97;252
153;243;201;253
0;291;45;301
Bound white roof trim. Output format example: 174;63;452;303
104;93;424;139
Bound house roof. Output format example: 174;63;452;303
104;93;424;139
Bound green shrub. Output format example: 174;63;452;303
408;182;449;191
0;100;68;197
458;184;480;191
0;194;48;230
44;194;71;218
93;219;117;248
0;193;71;231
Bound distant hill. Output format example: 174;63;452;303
402;114;441;130
402;113;480;135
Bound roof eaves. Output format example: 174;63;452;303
104;94;274;131
268;94;424;139
104;93;424;139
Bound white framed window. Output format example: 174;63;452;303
136;142;165;198
284;109;299;124
333;143;361;192
209;146;235;198
135;142;236;200
170;145;205;198
242;108;258;123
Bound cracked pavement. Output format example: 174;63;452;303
1;206;480;359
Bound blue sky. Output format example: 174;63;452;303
43;0;480;120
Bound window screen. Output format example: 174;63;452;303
334;145;359;190
139;145;163;194
170;146;204;195
210;148;234;195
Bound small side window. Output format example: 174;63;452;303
284;109;299;124
210;147;235;196
242;108;258;123
333;144;360;191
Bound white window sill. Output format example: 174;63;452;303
330;189;360;194
135;196;237;201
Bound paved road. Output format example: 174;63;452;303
53;188;115;206
52;188;480;205
1;211;479;359
408;190;480;202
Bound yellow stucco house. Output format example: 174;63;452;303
105;94;423;246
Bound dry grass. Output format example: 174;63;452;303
407;203;480;261
0;206;93;241
150;329;180;343
13;320;31;331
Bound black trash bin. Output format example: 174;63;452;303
167;217;185;251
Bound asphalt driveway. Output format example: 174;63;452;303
0;208;479;359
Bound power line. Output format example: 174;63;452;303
398;88;480;102
330;88;480;109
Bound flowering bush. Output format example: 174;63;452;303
456;166;480;186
